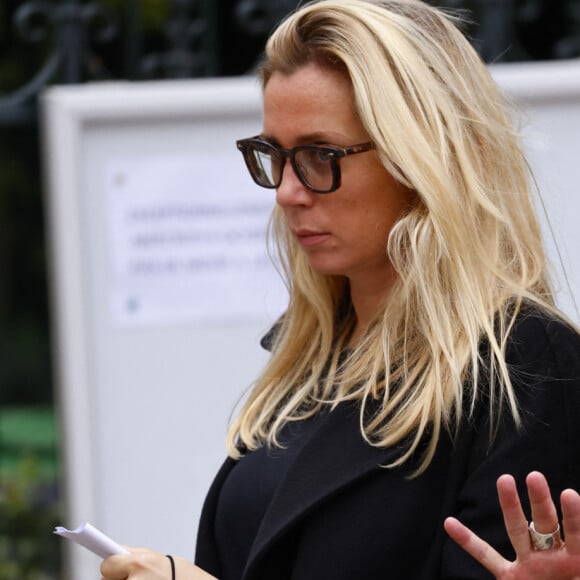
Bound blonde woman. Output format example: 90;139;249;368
101;1;580;578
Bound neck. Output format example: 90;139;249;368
348;267;397;345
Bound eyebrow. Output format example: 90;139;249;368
260;131;348;146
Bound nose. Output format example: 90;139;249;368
275;162;315;208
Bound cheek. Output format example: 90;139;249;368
346;208;391;255
359;189;408;233
357;160;410;211
352;190;410;255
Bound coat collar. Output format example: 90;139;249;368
243;401;411;577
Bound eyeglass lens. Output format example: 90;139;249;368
251;144;335;192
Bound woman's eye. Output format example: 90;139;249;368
314;150;333;163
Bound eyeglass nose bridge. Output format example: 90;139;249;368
274;147;312;191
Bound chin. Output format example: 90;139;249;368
307;260;348;277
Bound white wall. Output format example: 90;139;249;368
491;60;580;321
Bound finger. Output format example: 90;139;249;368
444;517;508;576
496;473;532;556
562;488;580;555
100;554;130;579
527;471;560;535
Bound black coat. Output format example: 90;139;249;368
196;312;580;579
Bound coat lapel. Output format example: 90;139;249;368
243;402;408;577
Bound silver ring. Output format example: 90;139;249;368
529;521;562;551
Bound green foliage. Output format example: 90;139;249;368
0;456;62;580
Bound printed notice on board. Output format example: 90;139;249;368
105;154;287;327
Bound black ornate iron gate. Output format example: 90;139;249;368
2;0;579;121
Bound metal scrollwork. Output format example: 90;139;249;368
15;1;54;43
556;0;580;58
0;0;119;115
235;0;299;37
477;0;517;61
518;0;544;22
141;0;217;79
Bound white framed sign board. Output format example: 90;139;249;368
41;61;580;579
42;76;288;579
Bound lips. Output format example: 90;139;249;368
292;228;331;247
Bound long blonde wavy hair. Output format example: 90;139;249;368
226;0;562;474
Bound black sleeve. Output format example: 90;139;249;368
440;312;580;579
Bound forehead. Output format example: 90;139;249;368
262;63;362;143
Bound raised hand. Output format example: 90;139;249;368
444;471;580;579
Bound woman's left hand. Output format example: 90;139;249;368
444;471;580;579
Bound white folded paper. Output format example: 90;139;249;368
54;522;129;559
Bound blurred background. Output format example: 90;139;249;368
0;0;579;578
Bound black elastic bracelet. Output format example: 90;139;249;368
166;554;176;580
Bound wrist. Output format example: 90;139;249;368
166;555;176;580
